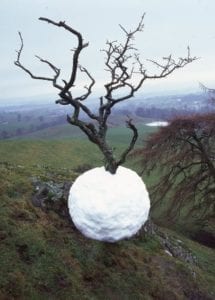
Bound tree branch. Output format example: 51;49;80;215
14;15;197;174
117;117;138;167
39;17;89;97
75;65;95;101
14;32;60;85
146;47;197;79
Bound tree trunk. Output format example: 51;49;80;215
98;140;118;174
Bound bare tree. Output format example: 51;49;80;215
132;113;215;222
14;15;196;174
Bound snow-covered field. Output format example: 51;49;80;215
68;166;150;242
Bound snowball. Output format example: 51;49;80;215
68;166;150;242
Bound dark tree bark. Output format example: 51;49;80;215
14;15;196;174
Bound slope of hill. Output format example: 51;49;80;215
0;140;102;169
0;162;214;299
9;122;155;143
0;98;214;299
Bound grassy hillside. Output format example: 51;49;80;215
11;122;155;143
0;139;102;169
0;118;214;299
1;131;214;239
0;123;155;170
13;124;85;140
0;162;214;299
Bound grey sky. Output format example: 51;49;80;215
1;0;215;102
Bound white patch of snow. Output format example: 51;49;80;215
164;249;173;257
68;166;150;242
146;121;169;127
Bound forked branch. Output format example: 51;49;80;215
14;15;196;174
15;32;60;84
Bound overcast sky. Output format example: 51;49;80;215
1;0;215;103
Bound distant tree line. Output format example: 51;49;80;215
134;105;213;120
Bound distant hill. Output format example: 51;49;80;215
0;100;156;141
1;91;213;141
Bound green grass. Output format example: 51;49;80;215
1;126;214;239
15;123;86;140
0;163;214;299
0;123;155;170
12;122;155;143
0;139;102;169
140;165;215;240
1;122;214;235
107;124;155;146
0;123;214;298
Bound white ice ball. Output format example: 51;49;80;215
68;166;150;242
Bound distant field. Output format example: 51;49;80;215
12;124;85;140
0;103;157;141
0;123;156;171
10;120;156;142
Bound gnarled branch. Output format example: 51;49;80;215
15;15;196;174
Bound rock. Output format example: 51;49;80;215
164;249;173;257
31;179;73;219
142;218;157;235
158;231;197;265
32;185;49;207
